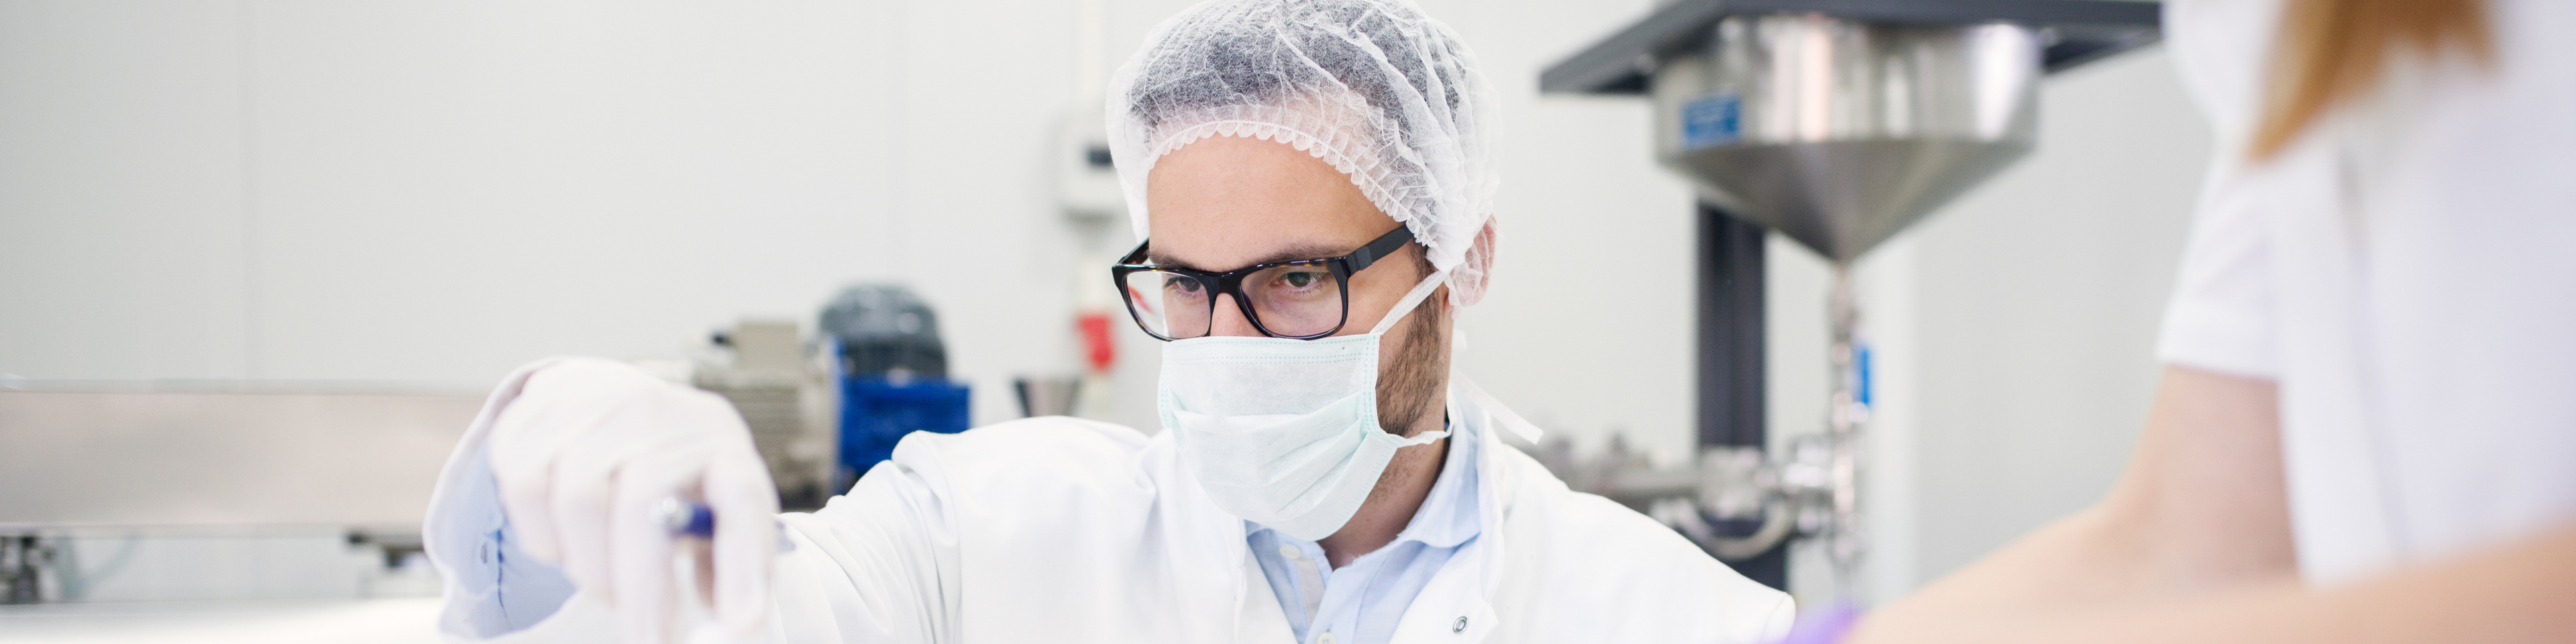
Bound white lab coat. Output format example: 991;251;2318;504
427;369;1794;643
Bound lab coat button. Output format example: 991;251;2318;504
1279;545;1301;559
1318;633;1336;644
1454;616;1468;633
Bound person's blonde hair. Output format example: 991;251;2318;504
2248;0;2496;160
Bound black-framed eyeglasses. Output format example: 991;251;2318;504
1110;225;1414;341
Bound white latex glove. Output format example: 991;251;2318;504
488;358;780;644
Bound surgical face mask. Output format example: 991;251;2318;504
1157;269;1450;541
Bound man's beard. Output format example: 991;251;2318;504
1374;288;1448;437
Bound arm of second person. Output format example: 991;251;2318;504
1847;366;2298;643
1849;365;2576;643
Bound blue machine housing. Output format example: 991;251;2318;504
837;374;971;480
819;284;971;482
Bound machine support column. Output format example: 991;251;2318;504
1697;203;1767;449
1697;202;1786;589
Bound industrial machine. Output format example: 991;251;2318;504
820;284;972;488
694;319;843;510
695;286;977;507
1540;0;2161;596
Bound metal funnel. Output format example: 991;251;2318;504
1651;15;2043;263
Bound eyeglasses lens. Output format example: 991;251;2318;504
1242;264;1343;337
1122;270;1213;339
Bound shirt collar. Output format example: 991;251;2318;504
1397;411;1482;548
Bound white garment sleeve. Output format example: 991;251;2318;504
423;359;580;640
2155;146;2284;379
755;454;965;643
2155;0;2286;380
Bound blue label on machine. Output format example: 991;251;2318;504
1680;93;1742;150
1856;343;1874;409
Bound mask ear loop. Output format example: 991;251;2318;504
1368;269;1452;336
1452;374;1544;445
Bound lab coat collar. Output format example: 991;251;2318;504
1373;374;1534;643
1456;374;1521;602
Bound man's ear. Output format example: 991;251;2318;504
1450;216;1500;307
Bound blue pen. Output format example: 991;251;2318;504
655;498;795;551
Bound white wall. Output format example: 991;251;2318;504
1901;47;2209;584
1;0;1197;427
0;0;1719;436
0;1;256;382
2;0;2209;602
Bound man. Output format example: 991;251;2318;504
423;1;1790;642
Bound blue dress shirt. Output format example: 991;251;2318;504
1245;418;1480;644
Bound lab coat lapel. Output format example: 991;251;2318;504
1237;547;1300;642
1140;429;1265;641
1388;538;1498;644
1387;384;1518;644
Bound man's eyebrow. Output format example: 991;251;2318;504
1148;242;1356;272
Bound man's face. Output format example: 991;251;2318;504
1144;135;1450;436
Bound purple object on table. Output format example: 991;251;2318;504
1771;600;1865;644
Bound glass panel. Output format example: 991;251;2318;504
1243;262;1344;337
1122;270;1214;339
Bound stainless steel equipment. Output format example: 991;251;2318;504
1540;0;2161;596
1654;17;2046;588
1653;15;2042;263
2;535;49;604
0;385;479;603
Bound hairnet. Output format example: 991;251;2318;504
1108;0;1501;306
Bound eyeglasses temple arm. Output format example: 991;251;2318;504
1343;225;1415;273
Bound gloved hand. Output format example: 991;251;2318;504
487;358;780;643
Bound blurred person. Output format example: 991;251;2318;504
1797;1;2576;643
417;1;1793;643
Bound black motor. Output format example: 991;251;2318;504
818;284;947;378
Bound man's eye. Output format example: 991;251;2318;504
1281;271;1320;288
1170;279;1203;293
